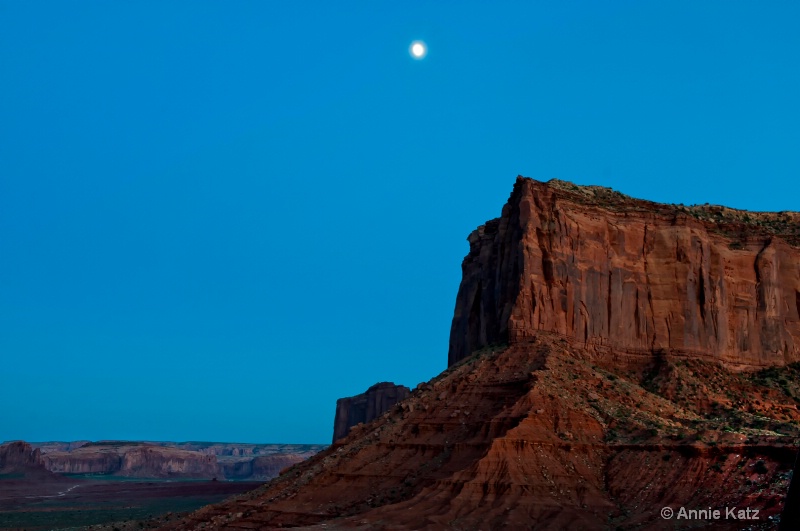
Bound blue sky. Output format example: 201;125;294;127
1;1;798;444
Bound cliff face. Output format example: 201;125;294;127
41;443;217;479
216;454;310;480
449;177;800;369
251;454;306;479
332;382;411;442
121;446;218;478
0;441;48;476
33;441;323;480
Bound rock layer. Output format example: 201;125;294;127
161;336;800;530
449;177;800;369
332;382;411;442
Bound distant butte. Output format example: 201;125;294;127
157;177;800;530
332;382;411;442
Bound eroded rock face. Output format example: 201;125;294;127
449;177;800;369
216;455;309;480
34;441;323;480
332;382;411;442
122;446;218;478
0;441;47;475
41;443;218;479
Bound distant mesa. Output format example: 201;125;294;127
39;442;218;479
19;441;325;481
30;440;90;453
333;382;411;442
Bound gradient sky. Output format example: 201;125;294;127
2;2;799;444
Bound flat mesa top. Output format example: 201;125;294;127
526;177;800;247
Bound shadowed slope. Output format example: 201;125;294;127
159;335;798;530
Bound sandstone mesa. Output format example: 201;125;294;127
148;177;800;530
450;177;800;369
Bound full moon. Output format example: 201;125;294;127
410;41;427;59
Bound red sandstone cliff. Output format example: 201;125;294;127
450;177;800;369
332;382;411;442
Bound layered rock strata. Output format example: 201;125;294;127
161;336;800;530
332;382;411;442
32;441;323;480
449;177;800;369
41;442;219;479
